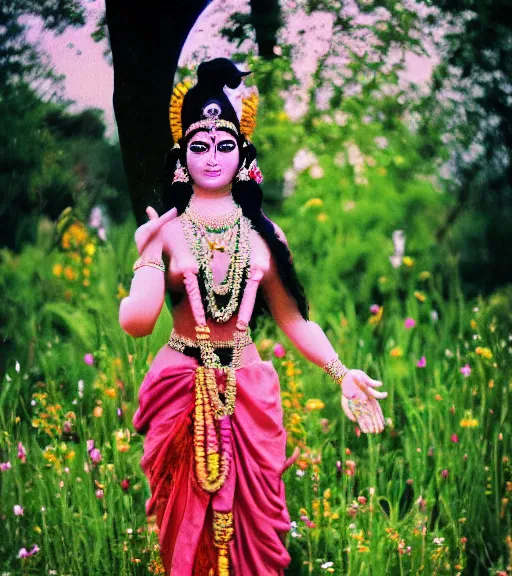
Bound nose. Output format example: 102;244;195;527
206;144;218;167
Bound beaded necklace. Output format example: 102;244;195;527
181;203;252;323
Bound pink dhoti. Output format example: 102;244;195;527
132;355;297;576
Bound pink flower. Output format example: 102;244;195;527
441;468;449;479
404;317;416;329
13;505;24;516
121;479;130;492
273;343;286;358
17;442;27;463
95;489;104;499
0;461;12;471
416;356;427;368
345;459;356;476
89;448;102;465
370;304;380;315
86;439;95;453
451;433;459;443
18;544;40;558
460;364;471;377
415;495;426;512
63;420;72;434
84;353;94;366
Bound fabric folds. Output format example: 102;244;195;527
132;356;297;576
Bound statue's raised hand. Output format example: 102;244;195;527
340;369;387;434
134;206;178;258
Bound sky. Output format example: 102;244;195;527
23;0;439;141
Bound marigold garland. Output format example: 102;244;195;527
240;92;258;139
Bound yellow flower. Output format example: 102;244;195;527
414;291;426;303
64;266;76;281
83;278;90;287
68;222;88;245
390;346;403;358
278;111;289;122
402;256;414;267
117;283;128;300
368;306;384;325
61;232;71;250
83;268;90;277
323;488;332;499
305;398;325;411
317;212;328;222
34;526;42;534
66;450;76;461
475;346;492;359
460;411;478;428
85;243;96;256
393;155;405;165
104;388;117;399
304;198;324;209
53;263;63;277
83;256;92;266
470;319;478;330
419;271;430;280
93;406;103;418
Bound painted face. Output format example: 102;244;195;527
186;130;239;191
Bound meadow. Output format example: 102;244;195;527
0;208;510;576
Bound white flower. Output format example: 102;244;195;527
430;310;439;323
343;201;356;212
293;149;318;172
296;469;305;477
78;379;84;398
334;152;346;167
321;562;334;569
334;111;350;126
392;230;406;255
374;136;389;149
283;169;297;198
15;361;20;373
390;254;402;269
309;165;324;179
433;536;445;545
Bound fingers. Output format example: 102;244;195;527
366;387;388;400
366;378;383;387
146;206;159;220
157;207;178;227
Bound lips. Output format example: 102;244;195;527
205;170;221;177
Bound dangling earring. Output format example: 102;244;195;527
236;158;250;182
236;158;263;184
173;159;190;184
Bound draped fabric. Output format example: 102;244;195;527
133;355;297;576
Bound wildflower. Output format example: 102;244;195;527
316;212;328;222
273;343;286;358
52;263;63;277
368;306;383;325
460;364;471;377
416;356;427;368
17;442;27;463
121;479;130;492
63;266;76;281
296;469;305;477
416;495;426;512
404;317;416;329
402;256;414;267
441;469;449;479
93;406;103;418
419;271;430;280
18;544;40;558
116;284;128;300
460;411;478;428
451;434;459;443
85;243;96;256
390;346;403;357
89;448;102;465
414;291;426;303
13;505;24;516
345;460;356;476
370;304;380;314
433;537;445;545
321;562;334;569
475;346;492;359
304;198;324;209
84;353;94;366
305;398;325;411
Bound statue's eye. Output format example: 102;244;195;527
218;141;236;153
189;142;209;153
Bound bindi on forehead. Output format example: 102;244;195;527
190;131;235;144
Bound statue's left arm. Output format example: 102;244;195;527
260;226;387;434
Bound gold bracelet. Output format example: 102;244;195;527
133;257;165;273
323;355;350;385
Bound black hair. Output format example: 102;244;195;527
160;135;310;329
